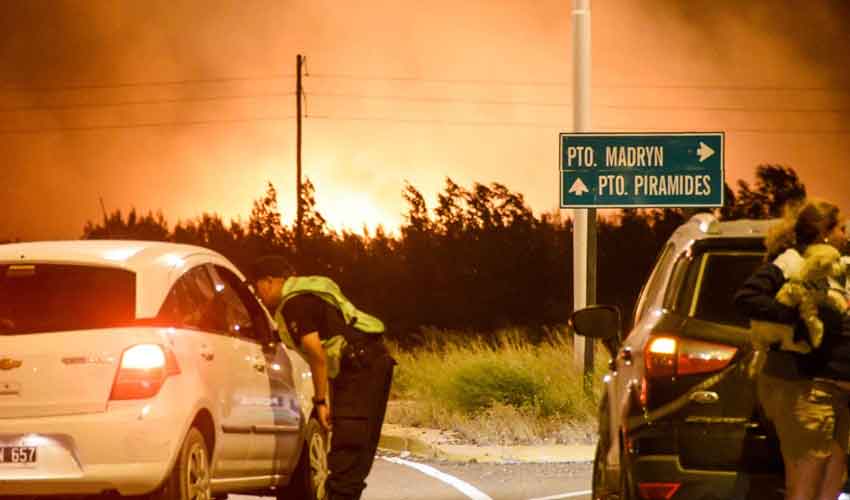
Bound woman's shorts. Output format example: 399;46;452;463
758;374;850;462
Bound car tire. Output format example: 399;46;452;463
278;417;329;500
150;427;212;500
593;395;610;499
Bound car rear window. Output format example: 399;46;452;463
689;252;765;327
0;264;136;335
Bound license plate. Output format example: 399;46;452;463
0;446;37;465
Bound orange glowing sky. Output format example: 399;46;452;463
2;1;849;240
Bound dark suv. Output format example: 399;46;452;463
571;214;786;500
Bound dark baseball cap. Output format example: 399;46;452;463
250;255;296;281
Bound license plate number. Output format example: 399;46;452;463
0;447;37;464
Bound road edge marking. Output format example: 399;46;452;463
528;491;592;500
381;456;493;500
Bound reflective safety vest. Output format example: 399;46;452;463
274;275;385;378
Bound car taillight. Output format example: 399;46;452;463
638;482;681;500
110;344;180;400
645;335;737;378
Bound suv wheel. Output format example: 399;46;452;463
150;427;212;500
278;417;328;500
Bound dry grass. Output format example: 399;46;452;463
386;327;606;445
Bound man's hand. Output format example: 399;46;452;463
317;402;332;432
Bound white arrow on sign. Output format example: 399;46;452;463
697;141;715;162
568;177;589;196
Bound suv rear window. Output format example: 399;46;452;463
0;264;136;335
688;252;764;327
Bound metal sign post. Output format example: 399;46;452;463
571;0;594;377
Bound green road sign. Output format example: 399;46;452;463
559;132;724;208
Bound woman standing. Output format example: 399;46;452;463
735;199;849;500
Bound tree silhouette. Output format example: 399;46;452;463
71;165;809;345
299;178;327;239
723;165;806;219
249;182;287;246
83;208;169;241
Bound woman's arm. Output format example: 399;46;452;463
734;262;798;324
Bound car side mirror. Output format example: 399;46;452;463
569;305;622;357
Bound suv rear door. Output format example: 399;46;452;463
662;249;782;473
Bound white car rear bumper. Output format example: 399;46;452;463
0;387;192;495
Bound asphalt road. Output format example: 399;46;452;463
234;454;593;500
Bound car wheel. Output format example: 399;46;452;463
151;427;212;500
278;417;329;500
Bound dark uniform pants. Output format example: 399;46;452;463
327;340;395;500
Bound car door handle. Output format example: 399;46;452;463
200;346;215;361
252;359;266;373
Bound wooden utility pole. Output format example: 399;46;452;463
295;54;305;255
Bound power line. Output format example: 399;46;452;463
308;91;572;107
2;73;846;94
599;83;850;93
0;116;296;135
308;91;850;113
3;112;847;135
0;75;296;93
305;114;560;129
306;113;850;134
307;73;850;93
600;126;850;135
0;92;296;113
2;90;844;115
598;103;850;114
307;73;571;87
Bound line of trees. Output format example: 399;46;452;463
78;165;805;345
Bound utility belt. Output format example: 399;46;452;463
339;332;394;372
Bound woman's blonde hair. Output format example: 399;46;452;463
765;198;840;258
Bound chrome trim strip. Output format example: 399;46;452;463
221;425;253;434
210;474;279;486
252;424;300;434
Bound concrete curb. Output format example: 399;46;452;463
378;433;451;460
378;426;596;464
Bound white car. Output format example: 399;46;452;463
0;241;328;500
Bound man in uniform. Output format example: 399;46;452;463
251;256;395;500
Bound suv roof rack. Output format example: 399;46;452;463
688;212;720;234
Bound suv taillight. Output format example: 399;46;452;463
110;344;181;400
645;335;737;378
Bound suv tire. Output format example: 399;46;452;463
278;417;328;500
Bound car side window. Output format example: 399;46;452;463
159;266;218;329
207;265;265;342
633;243;676;326
213;266;275;343
689;252;765;327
